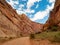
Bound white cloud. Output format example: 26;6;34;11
30;9;49;21
16;4;35;14
49;0;55;3
16;8;35;14
19;4;24;8
16;10;26;14
36;4;39;8
47;3;55;11
6;0;56;21
31;12;46;21
23;0;41;14
6;0;40;14
24;0;41;14
16;3;35;14
6;0;19;8
24;9;35;13
27;0;41;9
18;4;24;10
30;1;55;21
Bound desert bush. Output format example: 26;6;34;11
51;25;58;31
30;34;35;39
34;31;60;43
8;37;13;39
49;32;60;42
35;32;41;34
47;25;58;32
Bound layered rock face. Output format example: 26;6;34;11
44;0;60;31
0;0;43;37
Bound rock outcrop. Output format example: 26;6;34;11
0;0;43;37
43;0;60;31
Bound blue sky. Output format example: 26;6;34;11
6;0;55;24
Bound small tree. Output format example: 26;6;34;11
30;34;35;39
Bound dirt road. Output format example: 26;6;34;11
2;37;31;45
1;37;60;45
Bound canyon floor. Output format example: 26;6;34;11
0;0;60;45
0;36;60;45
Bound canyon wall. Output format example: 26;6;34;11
0;0;43;37
44;0;60;31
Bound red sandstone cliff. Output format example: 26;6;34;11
0;0;43;37
44;0;60;31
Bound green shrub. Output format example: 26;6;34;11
30;34;35;39
51;25;58;31
49;32;60;42
47;25;58;32
34;31;60;43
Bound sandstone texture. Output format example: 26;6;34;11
43;0;60;31
0;0;43;37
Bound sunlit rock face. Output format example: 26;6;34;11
43;0;60;31
0;0;43;37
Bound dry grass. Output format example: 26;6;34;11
33;31;60;43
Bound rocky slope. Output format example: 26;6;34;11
43;0;60;31
0;0;43;37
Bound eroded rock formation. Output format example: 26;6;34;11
44;0;60;31
0;0;43;37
